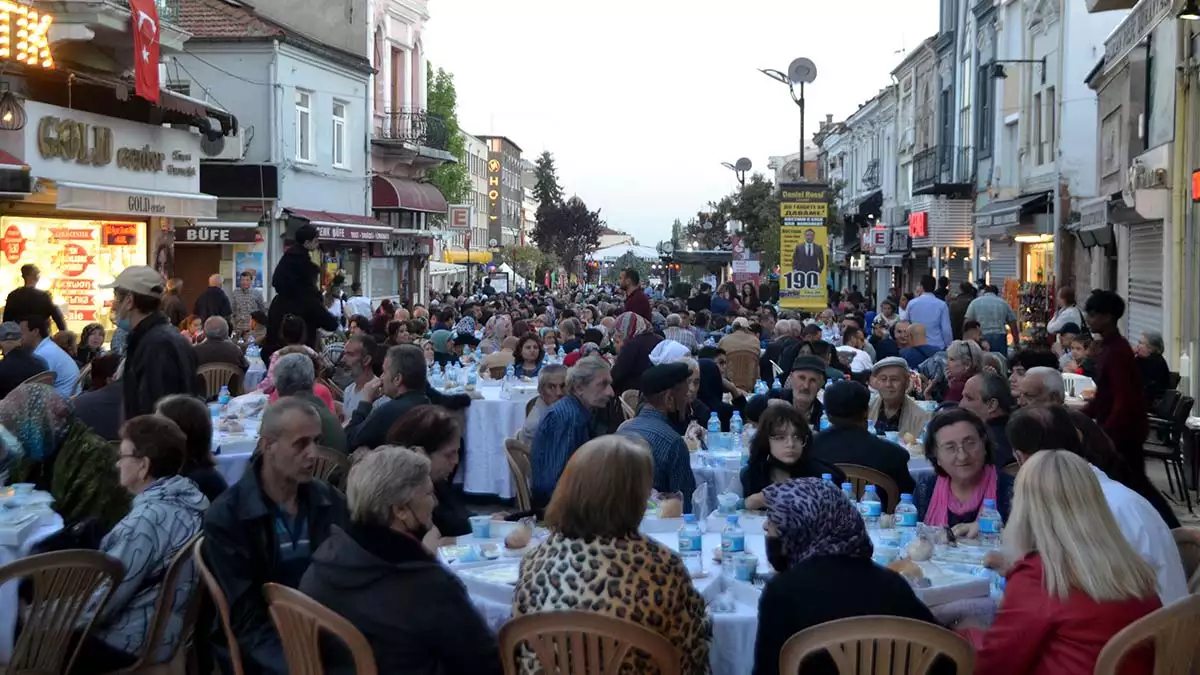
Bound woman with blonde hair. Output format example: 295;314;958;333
513;435;710;674
974;450;1161;675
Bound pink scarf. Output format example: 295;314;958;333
924;465;998;526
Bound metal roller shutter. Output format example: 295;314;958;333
947;249;971;288
987;240;1019;285
1126;221;1163;343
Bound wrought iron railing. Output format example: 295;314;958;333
912;145;975;191
862;159;880;191
375;108;449;151
111;0;180;25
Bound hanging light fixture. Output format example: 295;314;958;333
0;88;26;131
1180;0;1200;20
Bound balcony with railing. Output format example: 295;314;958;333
51;0;188;51
373;107;451;156
913;145;975;194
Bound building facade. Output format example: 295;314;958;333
766;147;819;184
477;136;522;248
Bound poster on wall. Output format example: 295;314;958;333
0;217;147;334
779;225;828;311
234;251;265;290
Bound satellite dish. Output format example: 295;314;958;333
787;57;818;85
734;157;752;172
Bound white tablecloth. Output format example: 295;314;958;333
446;518;988;675
460;385;535;499
0;512;63;663
692;455;936;514
213;419;260;486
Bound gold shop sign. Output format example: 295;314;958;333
36;116;195;176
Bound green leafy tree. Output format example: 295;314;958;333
537;196;603;274
605;251;651;285
498;245;558;282
424;65;470;205
731;173;783;271
532;151;564;209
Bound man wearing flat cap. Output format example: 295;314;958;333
743;355;827;430
620;362;697;512
101;266;198;418
810;381;915;508
867;357;929;440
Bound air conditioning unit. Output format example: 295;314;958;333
200;129;245;161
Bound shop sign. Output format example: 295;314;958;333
447;204;471;231
55;182;217;220
313;223;392;243
908;212;928;238
103;223;138;246
174;224;258;244
0;101;202;194
487;156;501;226
2;225;24;263
56;243;93;277
872;226;888;254
889;228;909;251
1104;0;1172;72
0;3;55;69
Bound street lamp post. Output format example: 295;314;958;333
721;157;753;188
760;58;818;179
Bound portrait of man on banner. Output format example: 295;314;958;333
791;228;825;274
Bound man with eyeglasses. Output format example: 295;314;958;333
866;357;929;440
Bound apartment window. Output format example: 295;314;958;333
295;90;313;162
1032;91;1043;165
976;63;993;158
332;101;348;168
1045;86;1056;161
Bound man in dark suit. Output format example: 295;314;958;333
791;228;825;274
809;380;915;509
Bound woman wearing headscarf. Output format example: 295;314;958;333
0;384;129;530
751;478;942;675
610;311;662;394
479;314;512;355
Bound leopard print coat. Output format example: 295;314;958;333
512;531;712;674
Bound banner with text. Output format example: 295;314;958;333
779;225;828;311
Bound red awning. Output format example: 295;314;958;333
371;175;449;214
0;150;28;171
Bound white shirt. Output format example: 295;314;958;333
836;345;874;373
342;381;385;423
345;296;372;319
34;337;79;398
1091;465;1188;605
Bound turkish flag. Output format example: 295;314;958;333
129;0;160;103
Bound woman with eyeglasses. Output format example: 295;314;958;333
914;408;1014;530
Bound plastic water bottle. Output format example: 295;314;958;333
677;515;703;575
504;363;515;383
895;493;919;546
858;485;882;528
842;482;857;509
557;346;565;361
821;473;834;486
720;515;744;577
729;412;744;450
819;413;830;431
825;378;834;390
754;380;766;396
771;377;782;390
217;385;230;407
707;412;723;452
978;499;1003;547
467;368;478;389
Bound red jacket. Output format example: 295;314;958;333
976;554;1159;675
623;286;653;321
1084;332;1149;467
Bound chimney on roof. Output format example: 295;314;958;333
826;114;833;125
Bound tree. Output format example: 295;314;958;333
682;196;734;251
424;65;470;205
605;251;651;285
536;196;604;274
532;151;564;209
498;245;558;282
731;173;783;271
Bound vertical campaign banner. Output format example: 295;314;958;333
778;182;831;311
779;225;829;310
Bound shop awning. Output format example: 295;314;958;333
54;180;217;220
443;249;492;265
0;150;32;196
371;176;449;213
973;192;1051;239
429;261;468;277
283;208;394;243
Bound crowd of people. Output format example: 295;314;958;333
0;220;1190;674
